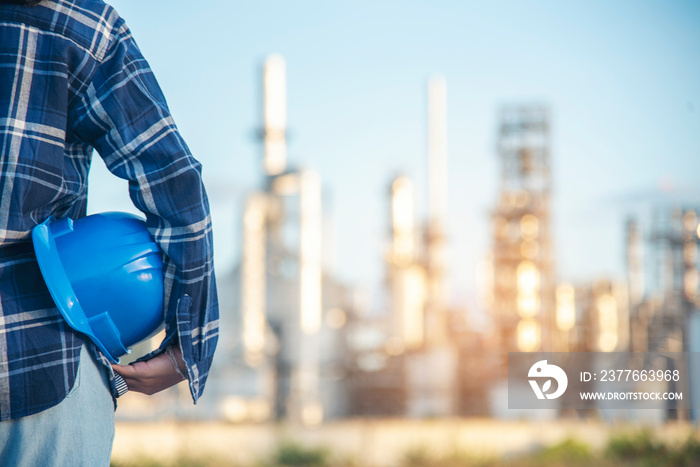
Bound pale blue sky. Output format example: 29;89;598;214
89;1;700;314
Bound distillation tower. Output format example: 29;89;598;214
239;55;327;425
646;208;700;353
624;207;700;354
386;76;449;352
624;206;700;420
384;76;457;417
491;105;555;353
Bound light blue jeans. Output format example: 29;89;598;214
0;345;115;466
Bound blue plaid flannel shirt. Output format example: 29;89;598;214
0;0;219;421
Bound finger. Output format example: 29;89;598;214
111;364;137;378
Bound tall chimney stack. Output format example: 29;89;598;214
425;75;448;345
262;55;287;176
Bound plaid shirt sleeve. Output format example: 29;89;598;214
70;17;219;403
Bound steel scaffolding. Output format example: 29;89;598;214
491;104;556;353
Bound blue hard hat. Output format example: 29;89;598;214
32;212;165;363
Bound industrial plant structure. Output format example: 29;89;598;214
490;105;556;356
111;56;700;424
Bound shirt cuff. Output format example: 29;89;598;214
113;371;129;397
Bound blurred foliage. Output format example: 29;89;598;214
110;452;227;467
392;434;700;467
604;430;700;467
400;438;593;467
269;442;329;467
528;438;594;466
111;431;700;467
604;429;668;464
260;442;357;467
401;446;491;467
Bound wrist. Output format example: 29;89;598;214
166;345;187;380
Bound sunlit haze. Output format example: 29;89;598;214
90;0;700;318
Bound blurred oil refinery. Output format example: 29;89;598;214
115;54;700;425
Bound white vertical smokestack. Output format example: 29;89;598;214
428;75;447;229
263;54;287;176
425;75;448;346
391;175;416;264
299;169;322;335
295;169;323;426
241;193;268;366
389;175;426;350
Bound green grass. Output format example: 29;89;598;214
529;438;594;466
270;442;329;467
399;438;592;467
111;453;228;467
111;430;700;467
397;433;700;467
604;430;700;467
